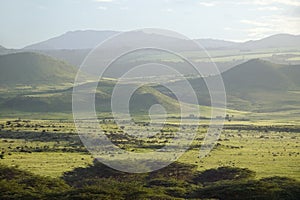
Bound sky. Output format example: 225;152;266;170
0;0;300;48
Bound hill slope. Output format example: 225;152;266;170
0;80;181;113
157;59;300;112
0;52;80;86
24;30;120;50
239;34;300;50
196;39;238;49
222;59;294;91
23;30;300;51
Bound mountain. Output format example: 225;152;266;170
24;30;120;50
221;59;300;111
238;34;300;50
24;30;202;51
195;39;238;49
0;52;81;86
156;59;300;112
1;55;300;113
196;34;300;50
23;29;240;51
222;59;294;91
23;30;300;52
0;45;13;55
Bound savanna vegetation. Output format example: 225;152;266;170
0;45;299;199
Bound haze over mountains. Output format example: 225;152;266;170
24;30;119;50
0;50;299;113
155;58;300;112
0;30;300;115
22;30;300;51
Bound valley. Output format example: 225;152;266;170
0;32;299;199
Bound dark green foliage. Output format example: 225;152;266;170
193;166;256;184
1;162;299;199
148;162;197;181
190;177;300;200
0;164;70;199
259;176;300;200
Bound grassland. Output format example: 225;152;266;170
0;117;299;181
1;51;300;198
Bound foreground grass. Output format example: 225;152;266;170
0;152;93;178
0;118;299;181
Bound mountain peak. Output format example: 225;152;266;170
24;30;120;50
241;34;300;50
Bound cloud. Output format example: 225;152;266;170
238;0;300;7
198;2;216;7
272;0;300;6
120;6;129;10
94;0;113;2
240;20;267;26
256;6;282;11
161;8;173;12
97;6;107;10
240;15;300;39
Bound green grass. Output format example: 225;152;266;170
0;152;93;178
0;118;299;180
180;129;300;180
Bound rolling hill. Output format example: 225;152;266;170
1;52;300;114
0;80;181;113
23;30;300;52
24;30;120;50
24;30;233;51
195;39;238;49
157;59;300;112
222;59;294;91
238;34;300;50
0;52;83;86
0;52;181;113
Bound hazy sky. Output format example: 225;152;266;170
1;0;300;48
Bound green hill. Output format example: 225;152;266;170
1;80;181;114
0;51;181;113
1;55;300;114
157;59;300;112
222;59;292;91
279;64;300;88
0;52;80;86
221;59;300;111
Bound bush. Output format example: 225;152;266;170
193;166;256;184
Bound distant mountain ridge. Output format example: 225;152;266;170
24;30;120;50
195;39;238;49
23;30;300;51
238;34;300;50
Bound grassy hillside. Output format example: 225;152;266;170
222;59;300;111
156;59;300;112
222;59;294;91
1;54;300;115
0;79;181;114
0;52;81;86
279;64;300;88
